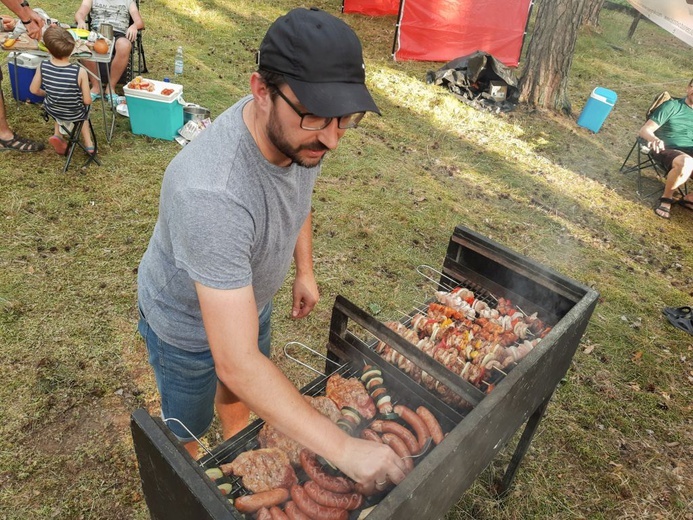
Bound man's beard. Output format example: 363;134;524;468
266;110;329;168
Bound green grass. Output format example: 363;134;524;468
1;1;692;518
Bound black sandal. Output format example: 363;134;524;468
662;306;692;319
664;312;693;335
0;133;45;152
654;197;674;219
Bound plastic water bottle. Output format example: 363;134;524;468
174;46;183;77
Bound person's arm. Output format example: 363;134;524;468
74;0;92;30
78;68;92;106
1;0;43;39
29;64;43;96
638;119;665;153
291;213;319;319
196;282;408;491
125;0;144;41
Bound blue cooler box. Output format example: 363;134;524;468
8;52;45;104
577;87;617;133
124;79;183;141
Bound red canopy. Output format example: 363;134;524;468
343;0;532;66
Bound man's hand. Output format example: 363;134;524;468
126;24;137;41
291;271;319;319
1;15;16;31
649;137;665;154
331;436;408;494
25;10;43;40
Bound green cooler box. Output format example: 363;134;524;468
124;79;183;141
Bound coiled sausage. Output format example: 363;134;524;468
299;449;354;494
369;419;419;455
303;480;364;510
394;404;431;452
360;428;382;443
284;501;311;520
381;433;414;473
416;406;444;444
269;506;289;520
290;484;349;520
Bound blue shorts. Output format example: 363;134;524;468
137;301;273;441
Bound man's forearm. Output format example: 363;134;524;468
293;213;314;277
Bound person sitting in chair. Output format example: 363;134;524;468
639;78;693;220
29;25;95;156
74;0;144;102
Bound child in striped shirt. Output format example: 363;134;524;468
29;25;94;156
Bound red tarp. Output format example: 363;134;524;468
392;0;533;66
342;0;399;16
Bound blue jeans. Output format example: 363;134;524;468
137;301;273;441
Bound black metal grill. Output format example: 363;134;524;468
131;224;598;520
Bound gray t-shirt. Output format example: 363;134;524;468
137;95;319;352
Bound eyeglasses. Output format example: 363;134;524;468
269;84;365;131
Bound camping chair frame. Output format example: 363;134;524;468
619;137;669;198
44;105;100;173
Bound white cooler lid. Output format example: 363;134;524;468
124;78;182;102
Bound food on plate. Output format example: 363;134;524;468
290;484;349;520
416;406;444;445
2;38;16;49
126;76;155;92
234;487;290;514
303;480;364;511
326;373;376;420
93;38;108;54
220;448;297;493
161;87;175;96
299;449;353;494
258;395;341;466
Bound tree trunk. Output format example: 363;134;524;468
518;0;588;114
582;0;605;27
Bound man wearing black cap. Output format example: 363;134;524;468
137;8;407;492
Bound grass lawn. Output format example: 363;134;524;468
1;1;691;518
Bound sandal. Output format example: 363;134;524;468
654;197;674;219
664;312;693;336
678;198;693;211
662;306;692;319
85;146;96;156
48;135;67;156
0;133;45;152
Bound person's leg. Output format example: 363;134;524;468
80;59;101;95
80;121;94;151
108;36;132;93
215;301;273;440
654;151;688;218
48;120;67;155
138;307;218;459
0;82;44;152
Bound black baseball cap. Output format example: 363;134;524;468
257;7;380;118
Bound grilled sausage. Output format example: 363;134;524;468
369;419;419;455
416;406;444;444
284;501;311;520
360;428;382;443
269;506;289;520
299;449;354;494
256;508;272;520
381;432;414;473
290;484;349;520
394;404;431;452
235;488;290;514
303;480;364;510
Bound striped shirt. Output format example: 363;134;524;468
41;61;88;123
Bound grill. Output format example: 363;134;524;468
131;225;598;520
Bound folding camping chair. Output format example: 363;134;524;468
43;105;100;173
619;91;671;197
